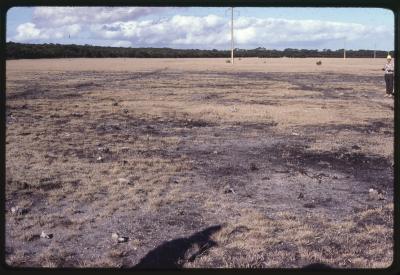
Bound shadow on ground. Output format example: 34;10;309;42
134;225;222;269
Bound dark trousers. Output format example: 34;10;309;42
385;74;394;94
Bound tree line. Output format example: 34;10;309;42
6;42;392;59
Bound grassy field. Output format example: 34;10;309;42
5;58;394;268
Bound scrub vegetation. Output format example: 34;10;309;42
6;42;391;59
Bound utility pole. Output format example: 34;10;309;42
231;7;234;64
373;43;376;59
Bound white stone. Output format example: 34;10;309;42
40;231;52;239
118;237;128;243
117;178;132;185
11;206;19;214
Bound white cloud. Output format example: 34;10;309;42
87;15;390;48
14;22;81;41
231;17;390;46
33;7;165;27
66;24;81;36
12;8;392;49
15;22;48;40
90;15;229;47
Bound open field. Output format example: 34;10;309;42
5;58;394;268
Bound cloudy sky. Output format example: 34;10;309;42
6;7;395;50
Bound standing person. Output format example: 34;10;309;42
383;55;394;98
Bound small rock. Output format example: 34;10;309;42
71;112;83;117
40;231;53;239
98;147;110;153
369;188;379;200
11;206;19;215
117;178;133;185
117;237;129;243
213;150;218;154
112;102;119;106
97;156;103;162
224;185;235;194
111;233;119;239
170;177;179;184
298;193;304;199
292;132;300;136
351;145;361;150
250;163;258;171
11;206;28;215
123;109;129;114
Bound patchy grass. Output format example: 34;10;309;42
186;204;393;268
5;58;393;268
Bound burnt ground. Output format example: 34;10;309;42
5;64;394;268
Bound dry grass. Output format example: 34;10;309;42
5;58;394;268
186;204;393;268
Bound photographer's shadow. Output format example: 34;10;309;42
134;225;222;269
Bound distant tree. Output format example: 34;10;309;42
5;42;394;60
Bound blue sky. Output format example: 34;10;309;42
6;7;395;50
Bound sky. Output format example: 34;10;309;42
6;7;395;51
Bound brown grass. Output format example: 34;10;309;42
5;58;394;268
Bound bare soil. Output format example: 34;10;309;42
5;58;394;268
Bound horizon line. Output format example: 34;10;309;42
6;41;394;52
